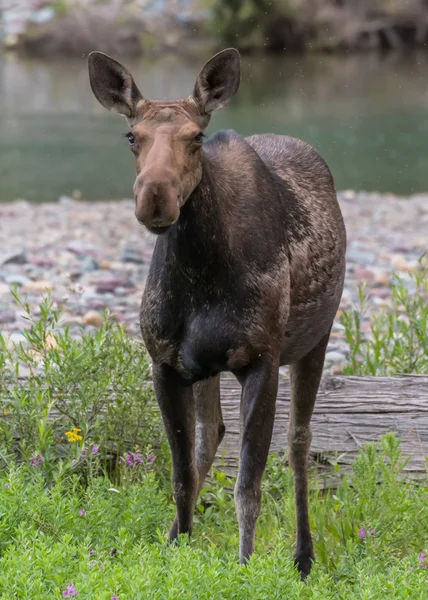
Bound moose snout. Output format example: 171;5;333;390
133;173;181;230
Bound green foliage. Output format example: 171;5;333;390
0;291;167;485
341;256;428;376
204;0;296;51
1;434;428;598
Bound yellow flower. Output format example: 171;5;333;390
3;409;9;415
65;428;83;443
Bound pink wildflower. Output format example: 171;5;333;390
358;529;366;539
92;444;99;455
62;585;78;597
79;509;86;517
4;483;9;489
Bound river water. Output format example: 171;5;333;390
1;51;428;202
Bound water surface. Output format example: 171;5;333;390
1;51;428;201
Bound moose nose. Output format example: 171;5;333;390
133;173;181;228
150;215;164;227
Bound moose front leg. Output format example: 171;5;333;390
152;363;198;540
170;375;224;539
235;357;279;562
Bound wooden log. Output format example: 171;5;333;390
215;375;428;482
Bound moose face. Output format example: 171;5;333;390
88;49;241;233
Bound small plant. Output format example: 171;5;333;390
341;256;428;375
0;290;166;485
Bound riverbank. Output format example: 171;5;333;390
3;0;428;57
0;191;427;374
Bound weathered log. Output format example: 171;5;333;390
216;375;428;483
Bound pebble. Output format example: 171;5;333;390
1;250;28;265
82;311;104;328
325;351;346;364
22;280;53;292
0;193;426;374
0;310;16;324
3;274;30;286
81;256;99;272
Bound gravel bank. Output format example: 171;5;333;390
1;191;427;374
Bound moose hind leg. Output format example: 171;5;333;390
288;328;331;578
170;375;224;539
195;375;225;485
235;357;279;563
152;363;198;541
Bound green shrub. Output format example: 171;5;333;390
341;256;428;376
0;291;167;486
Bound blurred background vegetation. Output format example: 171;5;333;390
3;0;428;55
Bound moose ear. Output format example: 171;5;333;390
192;48;240;115
88;51;143;119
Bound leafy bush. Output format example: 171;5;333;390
341;256;428;376
0;291;167;485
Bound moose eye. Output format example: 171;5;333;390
126;133;136;145
194;133;204;144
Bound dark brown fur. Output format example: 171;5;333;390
88;49;346;579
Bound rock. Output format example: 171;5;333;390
1;250;28;265
61;315;83;328
0;310;16;324
370;267;390;286
82;311;104;328
6;332;28;351
3;274;30;286
22;280;53;293
66;240;95;256
99;260;112;270
114;287;129;297
81;256;99;272
346;247;378;266
121;246;146;264
32;256;55;268
96;279;134;294
325;351;346;364
390;254;418;272
0;283;11;297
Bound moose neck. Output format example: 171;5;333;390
166;151;234;273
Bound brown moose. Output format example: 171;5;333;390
88;48;346;578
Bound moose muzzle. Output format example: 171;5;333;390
133;172;181;230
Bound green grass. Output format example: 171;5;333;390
1;283;428;598
0;435;428;598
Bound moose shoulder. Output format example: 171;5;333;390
88;48;346;580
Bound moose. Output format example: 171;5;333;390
88;48;346;577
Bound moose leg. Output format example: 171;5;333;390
152;363;198;540
235;357;279;563
170;375;224;538
194;375;224;486
288;329;331;578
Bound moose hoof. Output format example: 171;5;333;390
294;552;314;580
169;519;179;543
